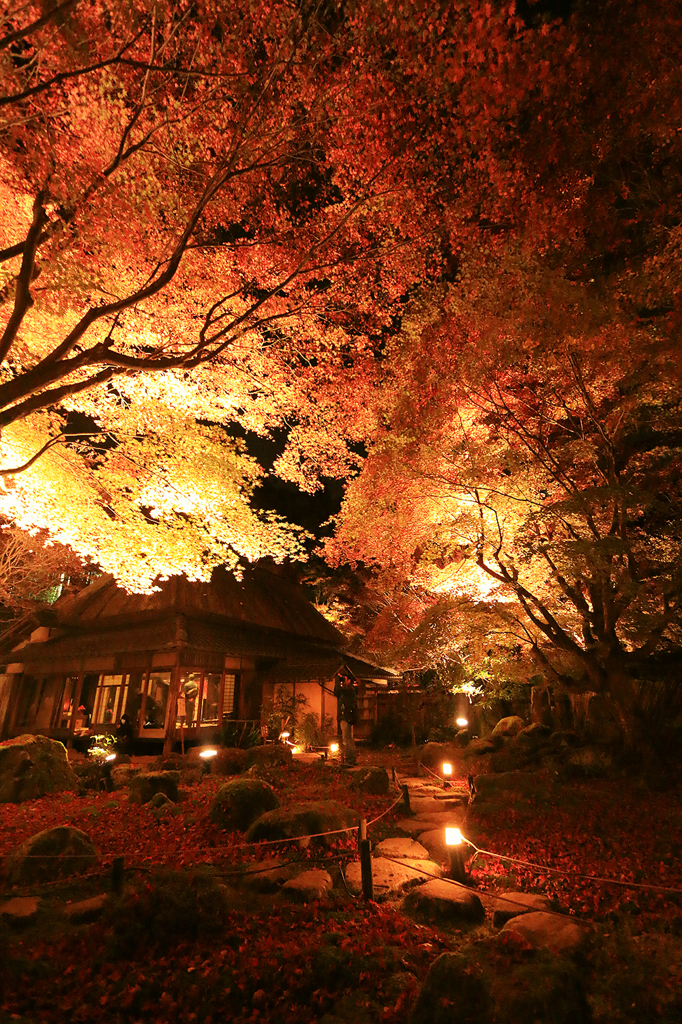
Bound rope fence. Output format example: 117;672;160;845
3;771;682;906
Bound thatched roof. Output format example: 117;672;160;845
41;566;344;645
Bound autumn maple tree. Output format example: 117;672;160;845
0;0;459;588
324;0;682;740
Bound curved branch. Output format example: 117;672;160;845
0;192;46;362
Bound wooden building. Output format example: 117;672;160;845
0;567;397;752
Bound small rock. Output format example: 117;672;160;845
63;893;108;923
499;911;587;951
283;868;333;901
403;878;485;925
0;896;41;923
492;891;554;926
149;791;173;809
240;857;294;891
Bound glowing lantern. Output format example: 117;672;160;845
280;731;291;741
456;717;468;728
291;745;301;755
330;742;339;754
445;827;466;883
105;753;117;762
445;827;463;846
199;748;218;774
442;762;453;776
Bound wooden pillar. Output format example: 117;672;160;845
67;673;84;750
163;659;181;757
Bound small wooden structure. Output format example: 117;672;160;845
0;567;397;752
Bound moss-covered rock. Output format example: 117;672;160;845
491;716;525;739
245;800;357;846
4;826;97;885
0;735;78;803
349;766;390;795
209;778;279;831
245;745;292;769
128;770;179;804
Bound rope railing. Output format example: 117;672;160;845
3;774;682;905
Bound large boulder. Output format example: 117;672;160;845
128;770;180;804
410;952;491;1024
245;800;357;846
4;826;98;885
0;735;78;803
491;716;525;740
209;778;279;831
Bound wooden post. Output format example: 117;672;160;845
401;784;411;813
359;818;373;900
448;846;466;884
111;856;125;895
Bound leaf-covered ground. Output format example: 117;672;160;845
1;752;681;1023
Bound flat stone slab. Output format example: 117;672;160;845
283;869;333;901
409;797;463;817
499;911;587;951
63;893;108;922
395;816;446;836
414;828;451;863
403;878;485;924
491;891;554;926
0;896;40;922
345;857;441;897
373;837;430;860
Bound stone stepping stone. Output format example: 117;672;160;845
403;878;485;924
63;893;108;923
395;816;446;836
0;896;41;923
499;911;587;951
283;868;333;901
415;828;451;863
410;797;462;816
490;891;554;926
344;856;441;897
373;837;430;860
